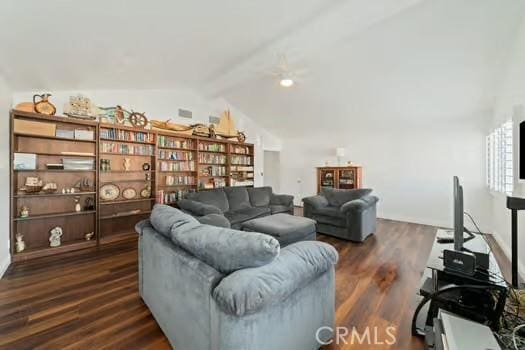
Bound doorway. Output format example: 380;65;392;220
263;151;280;192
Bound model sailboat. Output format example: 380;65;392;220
215;109;237;137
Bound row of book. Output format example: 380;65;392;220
231;145;251;154
231;179;254;187
165;175;195;186
199;178;226;189
230;155;252;165
159;161;196;172
200;165;226;177
198;143;226;152
230;165;253;172
101;142;154;155
198;153;226;164
156;189;195;204
158;136;194;149
100;128;154;143
158;150;194;161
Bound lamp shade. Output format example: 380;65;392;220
335;147;346;157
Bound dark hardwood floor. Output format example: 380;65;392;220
0;214;437;349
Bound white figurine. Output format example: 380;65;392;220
15;233;25;253
49;226;63;247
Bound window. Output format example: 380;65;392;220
486;121;513;194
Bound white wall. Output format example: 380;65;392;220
0;77;11;277
490;16;525;278
281;121;492;230
13;89;282;187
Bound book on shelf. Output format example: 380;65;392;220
158;150;194;161
230;165;253;172
230;155;251;165
158;136;194;149
198;143;226;152
159;161;195;171
200;165;226;176
198;153;226;164
156;189;195;204
100;128;154;143
165;175;195;186
231;179;254;187
101;142;154;155
231;145;251;154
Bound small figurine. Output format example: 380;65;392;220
74;197;81;212
115;105;126;124
84;197;95;211
15;233;25;253
49;226;63;247
20;206;29;218
62;188;66;194
84;232;95;241
123;158;131;171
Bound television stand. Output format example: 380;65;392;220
411;230;508;338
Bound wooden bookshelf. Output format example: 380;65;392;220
10;110;255;260
316;166;362;193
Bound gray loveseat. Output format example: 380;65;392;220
303;187;379;242
136;205;338;350
178;186;294;229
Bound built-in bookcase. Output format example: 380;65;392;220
10;110;254;261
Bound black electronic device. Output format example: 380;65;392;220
443;249;476;276
452;176;475;251
506;195;525;288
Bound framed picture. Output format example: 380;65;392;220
14;153;36;170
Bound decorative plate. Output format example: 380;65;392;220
122;187;137;200
100;184;120;201
142;163;151;171
140;187;151;198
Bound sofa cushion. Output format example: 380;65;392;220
321;187;373;207
312;214;346;227
170;215;280;274
269;204;291;214
223;187;252;211
186;189;230;212
195;213;231;228
315;206;344;218
224;207;271;225
178;199;223;215
150;204;200;238
247;186;272;207
212;241;338;316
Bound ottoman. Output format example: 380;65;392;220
241;213;317;246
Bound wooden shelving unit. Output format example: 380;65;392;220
10;110;255;261
316;166;362;193
11;111;98;262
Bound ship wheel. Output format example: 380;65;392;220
129;112;148;128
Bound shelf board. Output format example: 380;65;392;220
199;163;227;166
14;191;96;198
100;122;155;133
12;239;97;262
14;133;96;143
100;152;154;157
15;169;96;172
100;138;155;145
100;179;153;184
18;152;96;158
14;210;96;221
199;175;227;178
100;170;155;174
100;210;151;220
230;152;253;156
13;111;99;126
158;146;195;151
100;198;155;205
158;184;196;188
158;170;196;173
197;150;227;154
99;231;136;245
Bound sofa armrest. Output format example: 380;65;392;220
135;219;152;236
212;241;338;316
195;213;231;228
340;195;379;214
178;199;223;216
270;193;294;206
302;195;329;210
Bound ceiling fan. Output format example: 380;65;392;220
268;54;309;88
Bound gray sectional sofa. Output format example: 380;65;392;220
178;186;294;229
303;187;379;242
136;205;338;350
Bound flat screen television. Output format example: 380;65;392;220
518;121;525;180
453;176;474;251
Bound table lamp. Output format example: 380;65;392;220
336;147;345;166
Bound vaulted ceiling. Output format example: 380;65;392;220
1;0;524;136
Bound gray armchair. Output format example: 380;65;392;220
303;187;379;242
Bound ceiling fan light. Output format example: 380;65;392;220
280;78;294;87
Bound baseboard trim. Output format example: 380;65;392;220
0;253;11;279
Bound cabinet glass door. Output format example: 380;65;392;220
320;170;336;188
338;169;355;189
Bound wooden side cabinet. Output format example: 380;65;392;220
316;166;362;193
